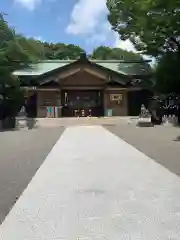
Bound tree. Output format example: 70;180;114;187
42;42;84;60
155;53;180;93
107;0;180;94
17;36;45;60
91;46;143;60
107;0;180;57
0;75;24;120
0;13;38;126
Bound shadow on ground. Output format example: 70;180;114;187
173;136;180;142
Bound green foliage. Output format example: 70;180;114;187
0;13;33;120
41;42;84;60
107;0;180;57
155;52;180;93
107;0;180;93
16;35;45;61
91;46;143;61
0;75;24;120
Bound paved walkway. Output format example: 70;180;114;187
1;126;180;239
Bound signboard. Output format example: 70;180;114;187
110;94;122;102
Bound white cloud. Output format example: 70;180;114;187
86;22;112;46
66;0;107;35
14;0;41;11
115;34;155;64
114;35;138;52
66;0;116;47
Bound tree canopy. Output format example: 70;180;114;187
155;53;180;93
107;0;180;93
90;46;143;61
0;13;32;120
107;0;180;57
42;42;84;60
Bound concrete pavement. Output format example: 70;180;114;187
1;126;180;239
106;123;180;176
0;127;64;224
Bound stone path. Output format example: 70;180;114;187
1;126;180;239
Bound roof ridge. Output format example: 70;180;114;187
91;59;151;63
39;60;74;63
39;59;151;64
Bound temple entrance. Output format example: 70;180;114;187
61;90;104;117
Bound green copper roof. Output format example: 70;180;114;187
13;61;73;76
13;59;151;77
95;61;151;76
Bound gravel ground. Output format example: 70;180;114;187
106;123;180;176
0;127;64;224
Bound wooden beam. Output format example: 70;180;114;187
83;68;108;81
58;68;81;79
21;87;60;92
106;87;127;91
36;88;60;91
126;87;142;91
60;86;104;90
106;87;142;91
21;86;37;91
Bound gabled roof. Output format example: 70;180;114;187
13;59;152;77
13;61;72;76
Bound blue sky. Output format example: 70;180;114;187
1;0;137;53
